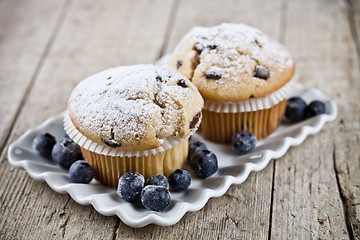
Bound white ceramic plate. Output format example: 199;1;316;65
7;84;337;227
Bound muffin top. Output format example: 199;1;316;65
68;65;204;151
169;23;295;102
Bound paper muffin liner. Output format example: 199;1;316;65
81;140;188;188
64;112;192;188
200;100;286;142
200;78;295;142
204;78;295;113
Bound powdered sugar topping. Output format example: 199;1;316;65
68;65;203;150
190;23;292;80
171;23;295;102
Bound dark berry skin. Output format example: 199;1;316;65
254;65;270;80
141;185;171;211
189;150;218;178
117;172;145;203
51;138;83;169
231;131;256;155
145;174;169;189
32;133;56;158
305;100;326;119
69;160;94;184
285;97;307;123
188;141;207;160
205;71;222;80
168;169;191;192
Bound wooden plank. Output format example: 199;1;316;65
270;0;356;239
348;0;360;72
335;0;360;239
0;0;174;239
0;0;67;152
115;0;283;239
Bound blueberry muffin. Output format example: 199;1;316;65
64;65;204;187
170;23;295;142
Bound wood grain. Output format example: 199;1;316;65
270;0;358;239
0;0;174;239
0;0;67;154
0;0;358;239
348;0;360;71
335;0;360;238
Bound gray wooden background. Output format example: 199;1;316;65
0;0;359;239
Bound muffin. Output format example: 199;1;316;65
169;23;295;142
64;65;204;188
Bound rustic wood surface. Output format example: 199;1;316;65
0;0;359;239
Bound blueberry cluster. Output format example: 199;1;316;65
33;132;221;212
285;97;326;123
32;132;94;184
117;169;192;212
115;139;221;211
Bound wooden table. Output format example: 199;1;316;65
1;0;359;239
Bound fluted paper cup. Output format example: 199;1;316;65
64;112;190;188
200;79;295;143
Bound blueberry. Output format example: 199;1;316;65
177;79;187;88
141;185;171;211
176;60;183;69
205;71;222;80
69;160;94;184
189;112;202;129
168;169;191;192
254;65;270;80
231;131;256;155
51;138;83;169
285;97;307;123
305;100;326;119
117;172;145;202
32;133;56;158
188;141;207;160
189;149;218;178
145;174;169;189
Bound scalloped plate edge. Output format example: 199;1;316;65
7;86;337;227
